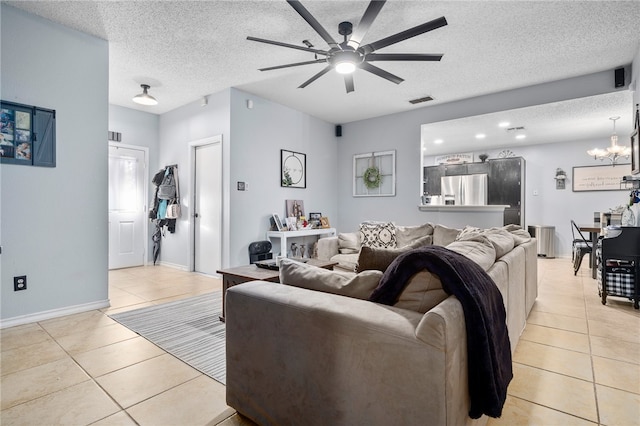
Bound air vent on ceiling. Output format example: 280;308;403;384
506;126;525;132
409;96;434;105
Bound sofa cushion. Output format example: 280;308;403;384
457;226;515;259
356;235;433;273
394;270;448;313
329;253;359;273
279;258;381;300
446;235;496;271
503;224;532;245
433;224;460;246
360;221;397;249
338;232;360;254
396;223;434;248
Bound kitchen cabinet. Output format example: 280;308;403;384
423;157;525;226
487;157;525;226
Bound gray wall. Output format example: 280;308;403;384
108;105;160;263
338;70;635;256
157;89;232;269
229;89;338;264
155;88;338;269
1;5;109;322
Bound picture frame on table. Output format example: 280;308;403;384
272;213;284;231
320;216;331;228
309;212;322;228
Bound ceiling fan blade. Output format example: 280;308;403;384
347;0;386;49
247;36;329;55
259;59;327;72
360;62;404;85
287;0;339;49
360;16;448;54
344;74;355;93
366;53;443;61
298;65;333;88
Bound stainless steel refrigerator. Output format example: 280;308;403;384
440;174;488;206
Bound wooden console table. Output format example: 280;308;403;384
216;258;338;322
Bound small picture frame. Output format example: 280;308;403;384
309;212;322;228
320;216;331;228
286;216;298;231
272;213;284;231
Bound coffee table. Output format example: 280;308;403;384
217;258;338;322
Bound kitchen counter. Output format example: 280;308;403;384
417;204;509;229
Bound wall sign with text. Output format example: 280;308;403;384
572;164;631;192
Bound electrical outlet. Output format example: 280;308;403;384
14;275;27;291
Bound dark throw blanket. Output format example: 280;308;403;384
369;245;512;419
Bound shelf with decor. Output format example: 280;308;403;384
266;228;337;258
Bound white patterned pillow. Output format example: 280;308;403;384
359;222;397;249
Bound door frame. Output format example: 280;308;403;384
188;135;223;273
108;142;149;268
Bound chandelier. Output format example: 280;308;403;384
587;116;631;165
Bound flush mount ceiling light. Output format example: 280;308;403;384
132;84;158;106
587;116;631;165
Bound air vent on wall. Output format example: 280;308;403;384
108;131;122;142
409;96;434;105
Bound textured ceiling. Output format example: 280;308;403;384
5;0;640;126
422;91;635;157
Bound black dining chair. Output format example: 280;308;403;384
571;220;592;275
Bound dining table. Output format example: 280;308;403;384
578;224;601;279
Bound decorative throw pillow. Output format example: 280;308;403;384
279;259;382;300
338;232;361;254
359;221;397;249
396;223;434;248
356;235;433;273
433;224;460;246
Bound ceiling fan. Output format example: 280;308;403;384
247;0;447;93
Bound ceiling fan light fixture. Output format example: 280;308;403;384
335;61;356;74
133;84;158;106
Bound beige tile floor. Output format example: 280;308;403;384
1;259;639;425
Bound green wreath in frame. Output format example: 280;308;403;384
363;166;382;189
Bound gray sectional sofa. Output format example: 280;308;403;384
225;222;538;426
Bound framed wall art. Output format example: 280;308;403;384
281;149;306;188
353;150;396;197
1;100;56;167
572;164;631;192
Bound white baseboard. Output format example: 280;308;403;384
157;261;189;271
0;299;110;329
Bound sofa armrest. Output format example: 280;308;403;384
226;281;478;426
316;235;339;260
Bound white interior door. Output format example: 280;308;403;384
108;144;146;269
194;142;222;274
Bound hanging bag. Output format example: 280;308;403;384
166;201;181;219
158;169;176;199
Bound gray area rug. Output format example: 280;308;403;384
109;292;226;385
